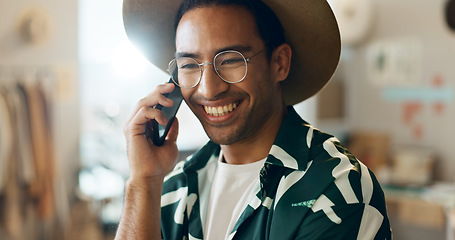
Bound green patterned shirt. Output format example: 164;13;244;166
160;106;392;239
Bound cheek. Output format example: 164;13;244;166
181;90;196;110
181;88;193;101
252;80;283;111
245;69;277;98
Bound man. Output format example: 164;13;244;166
116;0;392;239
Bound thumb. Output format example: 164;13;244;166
166;117;179;143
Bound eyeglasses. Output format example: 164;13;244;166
167;49;266;89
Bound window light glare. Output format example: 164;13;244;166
111;41;148;78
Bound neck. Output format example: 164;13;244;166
220;106;287;165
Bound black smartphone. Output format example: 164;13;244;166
145;79;183;146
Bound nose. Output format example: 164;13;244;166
196;63;229;99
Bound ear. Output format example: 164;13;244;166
271;43;292;83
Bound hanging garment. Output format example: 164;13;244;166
0;87;14;231
15;83;36;186
0;88;13;193
0;85;23;238
26;82;56;220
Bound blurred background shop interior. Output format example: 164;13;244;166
0;0;455;239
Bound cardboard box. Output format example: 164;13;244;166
391;147;435;186
347;132;389;172
397;197;445;229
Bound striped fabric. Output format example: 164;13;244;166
160;106;392;240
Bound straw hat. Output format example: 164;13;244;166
123;0;341;105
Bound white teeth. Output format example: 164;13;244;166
204;103;237;116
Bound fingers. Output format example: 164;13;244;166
165;117;179;143
128;83;176;122
124;83;177;138
125;105;169;139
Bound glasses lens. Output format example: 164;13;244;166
168;57;201;88
214;51;247;83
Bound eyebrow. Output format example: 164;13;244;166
174;45;253;59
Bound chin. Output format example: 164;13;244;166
203;124;249;146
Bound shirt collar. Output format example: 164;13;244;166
265;106;312;171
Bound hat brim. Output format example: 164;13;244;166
123;0;341;105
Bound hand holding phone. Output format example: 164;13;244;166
145;79;183;146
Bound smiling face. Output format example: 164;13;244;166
175;5;286;145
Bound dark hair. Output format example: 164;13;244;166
174;0;286;58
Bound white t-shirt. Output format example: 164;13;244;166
204;154;266;239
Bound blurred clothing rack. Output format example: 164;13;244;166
0;65;55;93
0;65;70;240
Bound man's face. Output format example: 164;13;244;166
175;5;284;145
